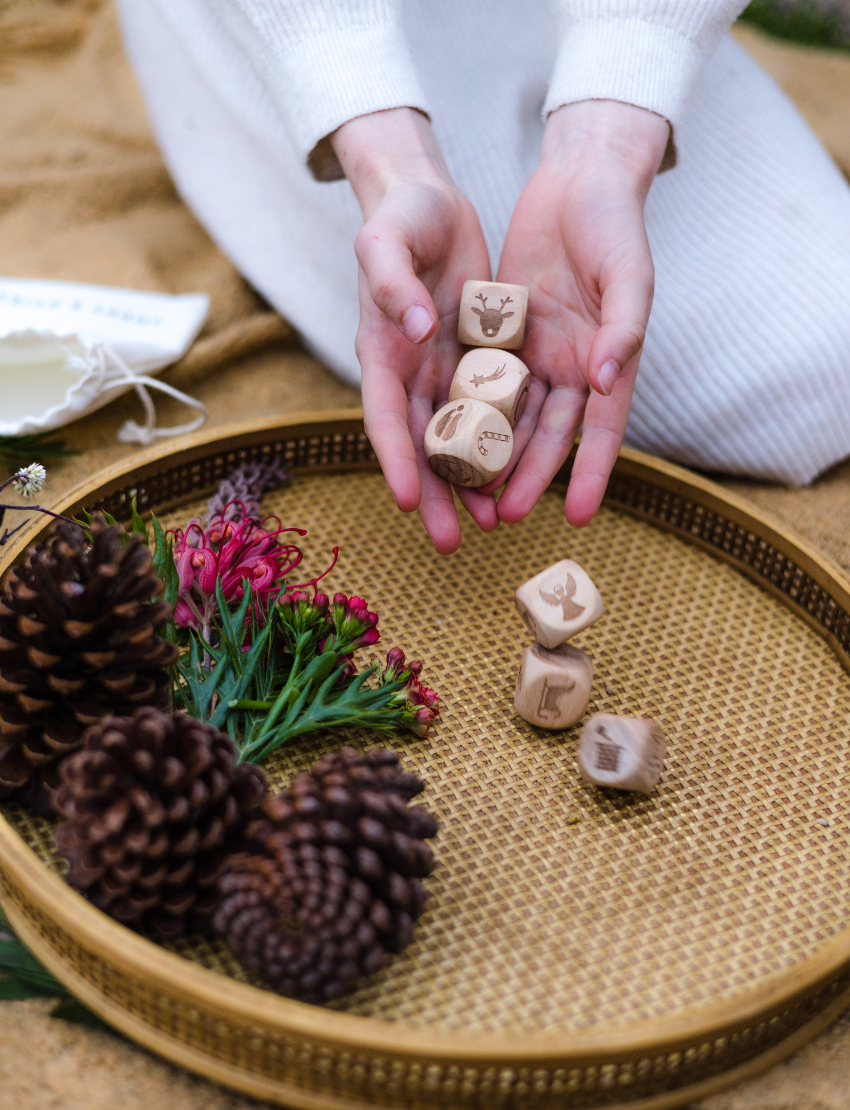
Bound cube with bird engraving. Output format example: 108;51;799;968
458;280;528;350
424;398;513;487
578;713;666;794
514;643;592;729
514;558;604;648
449;348;531;427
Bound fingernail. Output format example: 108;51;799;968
402;305;432;343
598;359;620;396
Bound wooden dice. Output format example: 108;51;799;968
449;348;531;427
424;398;513;487
514;643;592;729
514;559;604;649
578;714;665;793
458;280;528;350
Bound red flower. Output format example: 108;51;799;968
171;502;306;633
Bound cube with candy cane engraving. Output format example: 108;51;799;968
458;280;528;350
578;714;666;794
514;559;604;648
449;348;531;427
514;643;592;729
424;398;513;487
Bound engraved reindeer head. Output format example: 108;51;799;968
471;294;514;338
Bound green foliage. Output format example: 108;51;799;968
174;579;412;763
0;907;113;1032
0;432;78;464
739;0;849;49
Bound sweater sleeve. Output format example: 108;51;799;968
544;0;749;165
216;0;430;181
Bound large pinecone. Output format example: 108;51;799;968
0;517;177;810
213;747;438;1003
55;707;267;939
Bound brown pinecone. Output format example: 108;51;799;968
213;746;438;1003
54;707;267;939
0;516;178;810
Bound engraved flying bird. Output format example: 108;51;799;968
471;363;507;388
539;573;586;621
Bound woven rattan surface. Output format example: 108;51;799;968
6;467;850;1039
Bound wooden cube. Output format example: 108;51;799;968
578;714;666;794
514;643;592;729
514;559;604;648
424;398;513;487
448;349;531;427
458;280;528;350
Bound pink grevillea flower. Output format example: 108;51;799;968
382;648;440;738
170;501;306;634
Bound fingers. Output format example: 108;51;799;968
405;392;464;554
355;221;438;343
496;383;587;524
454;486;500;532
565;353;638;526
587;248;654;397
472;374;548;497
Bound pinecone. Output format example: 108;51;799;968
213;747;438;1003
54;707;267;939
0;517;178;811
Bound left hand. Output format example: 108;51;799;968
492;99;670;528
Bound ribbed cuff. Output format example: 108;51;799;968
267;23;430;182
544;17;706;134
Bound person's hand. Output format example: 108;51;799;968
331;108;495;554
493;100;670;528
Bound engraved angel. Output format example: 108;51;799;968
539;573;585;620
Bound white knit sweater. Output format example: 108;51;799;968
116;0;850;485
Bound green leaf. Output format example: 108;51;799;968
49;997;116;1034
151;512;168;579
0;432;79;462
130;498;148;542
0;975;58;1000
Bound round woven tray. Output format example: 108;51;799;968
1;411;850;1110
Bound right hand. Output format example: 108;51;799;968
331;108;494;554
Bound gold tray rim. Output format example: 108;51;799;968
1;410;849;1077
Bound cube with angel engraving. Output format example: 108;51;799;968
514;559;604;648
514;643;592;729
449;348;531;427
578;714;666;794
424;398;513;487
458;280;528;350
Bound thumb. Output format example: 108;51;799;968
354;221;438;344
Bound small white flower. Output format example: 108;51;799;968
12;462;47;498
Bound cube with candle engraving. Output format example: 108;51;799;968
514;559;604;648
449;348;531;427
514;643;592;729
424;397;513;487
578;714;666;793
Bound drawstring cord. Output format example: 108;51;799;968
91;344;208;445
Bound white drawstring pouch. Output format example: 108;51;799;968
0;277;210;445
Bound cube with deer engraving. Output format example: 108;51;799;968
514;559;604;648
578;714;666;794
424;398;513;487
514;643;592;730
458;280;528;350
449;349;531;427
